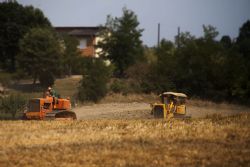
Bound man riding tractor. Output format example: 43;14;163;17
45;86;59;98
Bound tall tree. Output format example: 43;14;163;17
237;20;250;60
237;20;250;43
17;28;62;85
176;26;227;99
98;8;144;77
78;58;111;102
0;1;51;71
154;39;176;92
59;34;80;76
220;35;232;48
202;25;219;41
236;20;250;100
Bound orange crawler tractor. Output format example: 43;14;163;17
23;96;77;120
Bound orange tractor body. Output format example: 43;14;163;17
24;96;77;120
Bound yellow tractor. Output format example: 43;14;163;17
151;92;189;119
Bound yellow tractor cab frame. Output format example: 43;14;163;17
151;92;188;119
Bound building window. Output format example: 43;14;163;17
78;39;87;49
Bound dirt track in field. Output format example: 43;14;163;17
73;102;152;120
73;101;249;120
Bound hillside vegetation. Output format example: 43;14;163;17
0;113;249;167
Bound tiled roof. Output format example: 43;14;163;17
54;27;102;36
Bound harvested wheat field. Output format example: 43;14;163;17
0;113;250;167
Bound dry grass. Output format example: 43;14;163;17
101;93;158;104
2;77;250;166
0;113;249;167
186;99;250;118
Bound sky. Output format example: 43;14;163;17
15;0;250;46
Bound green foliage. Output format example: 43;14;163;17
237;20;250;64
140;22;250;103
125;62;151;93
0;1;51;71
237;20;250;44
0;72;13;87
74;57;93;75
140;40;177;93
17;28;62;84
155;40;177;92
59;34;81;76
235;20;250;101
78;58;111;102
174;27;225;98
143;46;157;64
39;71;55;88
220;35;232;48
110;79;125;93
0;93;26;119
109;79;129;94
98;7;144;77
202;25;219;40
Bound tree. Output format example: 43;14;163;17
235;20;250;101
175;27;228;99
78;58;111;102
60;34;80;76
154;39;177;92
0;1;51;71
98;8;144;77
237;20;250;43
138;23;250;103
39;71;55;88
220;35;232;48
174;32;200;94
138;39;178;93
202;25;219;41
237;20;250;60
17;28;62;85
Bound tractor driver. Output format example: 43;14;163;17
168;95;177;113
47;86;58;98
47;86;60;107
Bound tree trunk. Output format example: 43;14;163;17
10;54;16;72
68;66;72;76
33;75;37;85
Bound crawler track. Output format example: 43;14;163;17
45;110;77;120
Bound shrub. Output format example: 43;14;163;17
0;93;27;119
78;59;111;102
110;79;128;93
0;72;13;87
125;62;151;93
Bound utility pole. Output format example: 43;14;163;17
177;26;180;49
157;23;160;47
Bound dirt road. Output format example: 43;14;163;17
74;102;152;120
73;101;248;120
